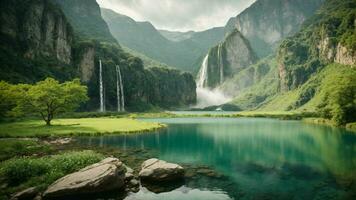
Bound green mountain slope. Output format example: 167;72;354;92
53;0;116;43
229;0;356;125
101;8;224;72
0;0;197;111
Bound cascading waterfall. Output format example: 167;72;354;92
195;53;231;108
197;54;209;88
116;65;125;112
99;60;105;112
218;43;224;84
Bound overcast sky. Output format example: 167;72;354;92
97;0;256;32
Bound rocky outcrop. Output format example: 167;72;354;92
78;47;95;83
139;158;185;182
0;0;73;64
318;35;356;65
277;0;356;91
225;0;325;57
200;29;257;88
43;158;125;198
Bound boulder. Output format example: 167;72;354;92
43;158;125;199
139;158;184;182
10;187;38;200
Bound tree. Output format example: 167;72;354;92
15;78;88;125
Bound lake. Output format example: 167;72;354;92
78;117;356;200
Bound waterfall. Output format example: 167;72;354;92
99;60;105;112
218;43;224;84
195;53;231;108
197;54;209;88
116;65;125;112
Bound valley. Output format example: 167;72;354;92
0;0;355;200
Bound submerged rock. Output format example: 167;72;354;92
43;158;125;199
139;158;184;182
10;187;38;200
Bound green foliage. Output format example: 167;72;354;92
0;151;104;186
13;78;88;125
278;0;356;90
316;65;356;125
0;139;53;162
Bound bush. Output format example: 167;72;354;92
0;151;104;186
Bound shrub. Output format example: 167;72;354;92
0;151;104;186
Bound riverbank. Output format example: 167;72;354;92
303;118;356;132
0;118;166;138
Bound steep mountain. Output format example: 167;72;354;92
278;0;356;91
198;29;257;88
0;0;196;111
225;0;325;58
0;0;76;82
53;0;116;43
229;0;355;125
101;8;224;72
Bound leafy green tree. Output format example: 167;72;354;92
15;78;89;125
318;72;356;126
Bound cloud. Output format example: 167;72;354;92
97;0;256;31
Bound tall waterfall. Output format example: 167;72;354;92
116;65;125;112
195;53;231;108
217;43;224;84
197;55;209;88
99;60;105;112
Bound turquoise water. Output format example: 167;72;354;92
78;118;356;200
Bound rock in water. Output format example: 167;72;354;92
43;158;125;199
139;158;184;182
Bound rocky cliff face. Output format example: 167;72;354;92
277;0;356;91
0;0;73;64
78;47;95;83
201;29;257;88
225;0;325;57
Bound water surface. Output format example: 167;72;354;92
78;118;356;200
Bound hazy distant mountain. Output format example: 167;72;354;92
101;8;224;72
159;30;196;42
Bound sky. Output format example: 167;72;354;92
97;0;256;32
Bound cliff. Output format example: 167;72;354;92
225;0;325;58
278;0;356;91
0;0;197;111
0;0;73;64
199;29;257;88
0;0;75;83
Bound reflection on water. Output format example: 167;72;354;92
125;186;232;200
78;118;356;199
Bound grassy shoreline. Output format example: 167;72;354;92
0;118;166;138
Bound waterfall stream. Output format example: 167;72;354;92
195;53;231;108
197;55;209;88
218;43;224;84
99;60;105;112
116;65;125;112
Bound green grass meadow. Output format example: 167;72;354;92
0;118;165;138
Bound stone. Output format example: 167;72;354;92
139;158;184;182
43;158;125;199
10;187;38;200
48;138;73;145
